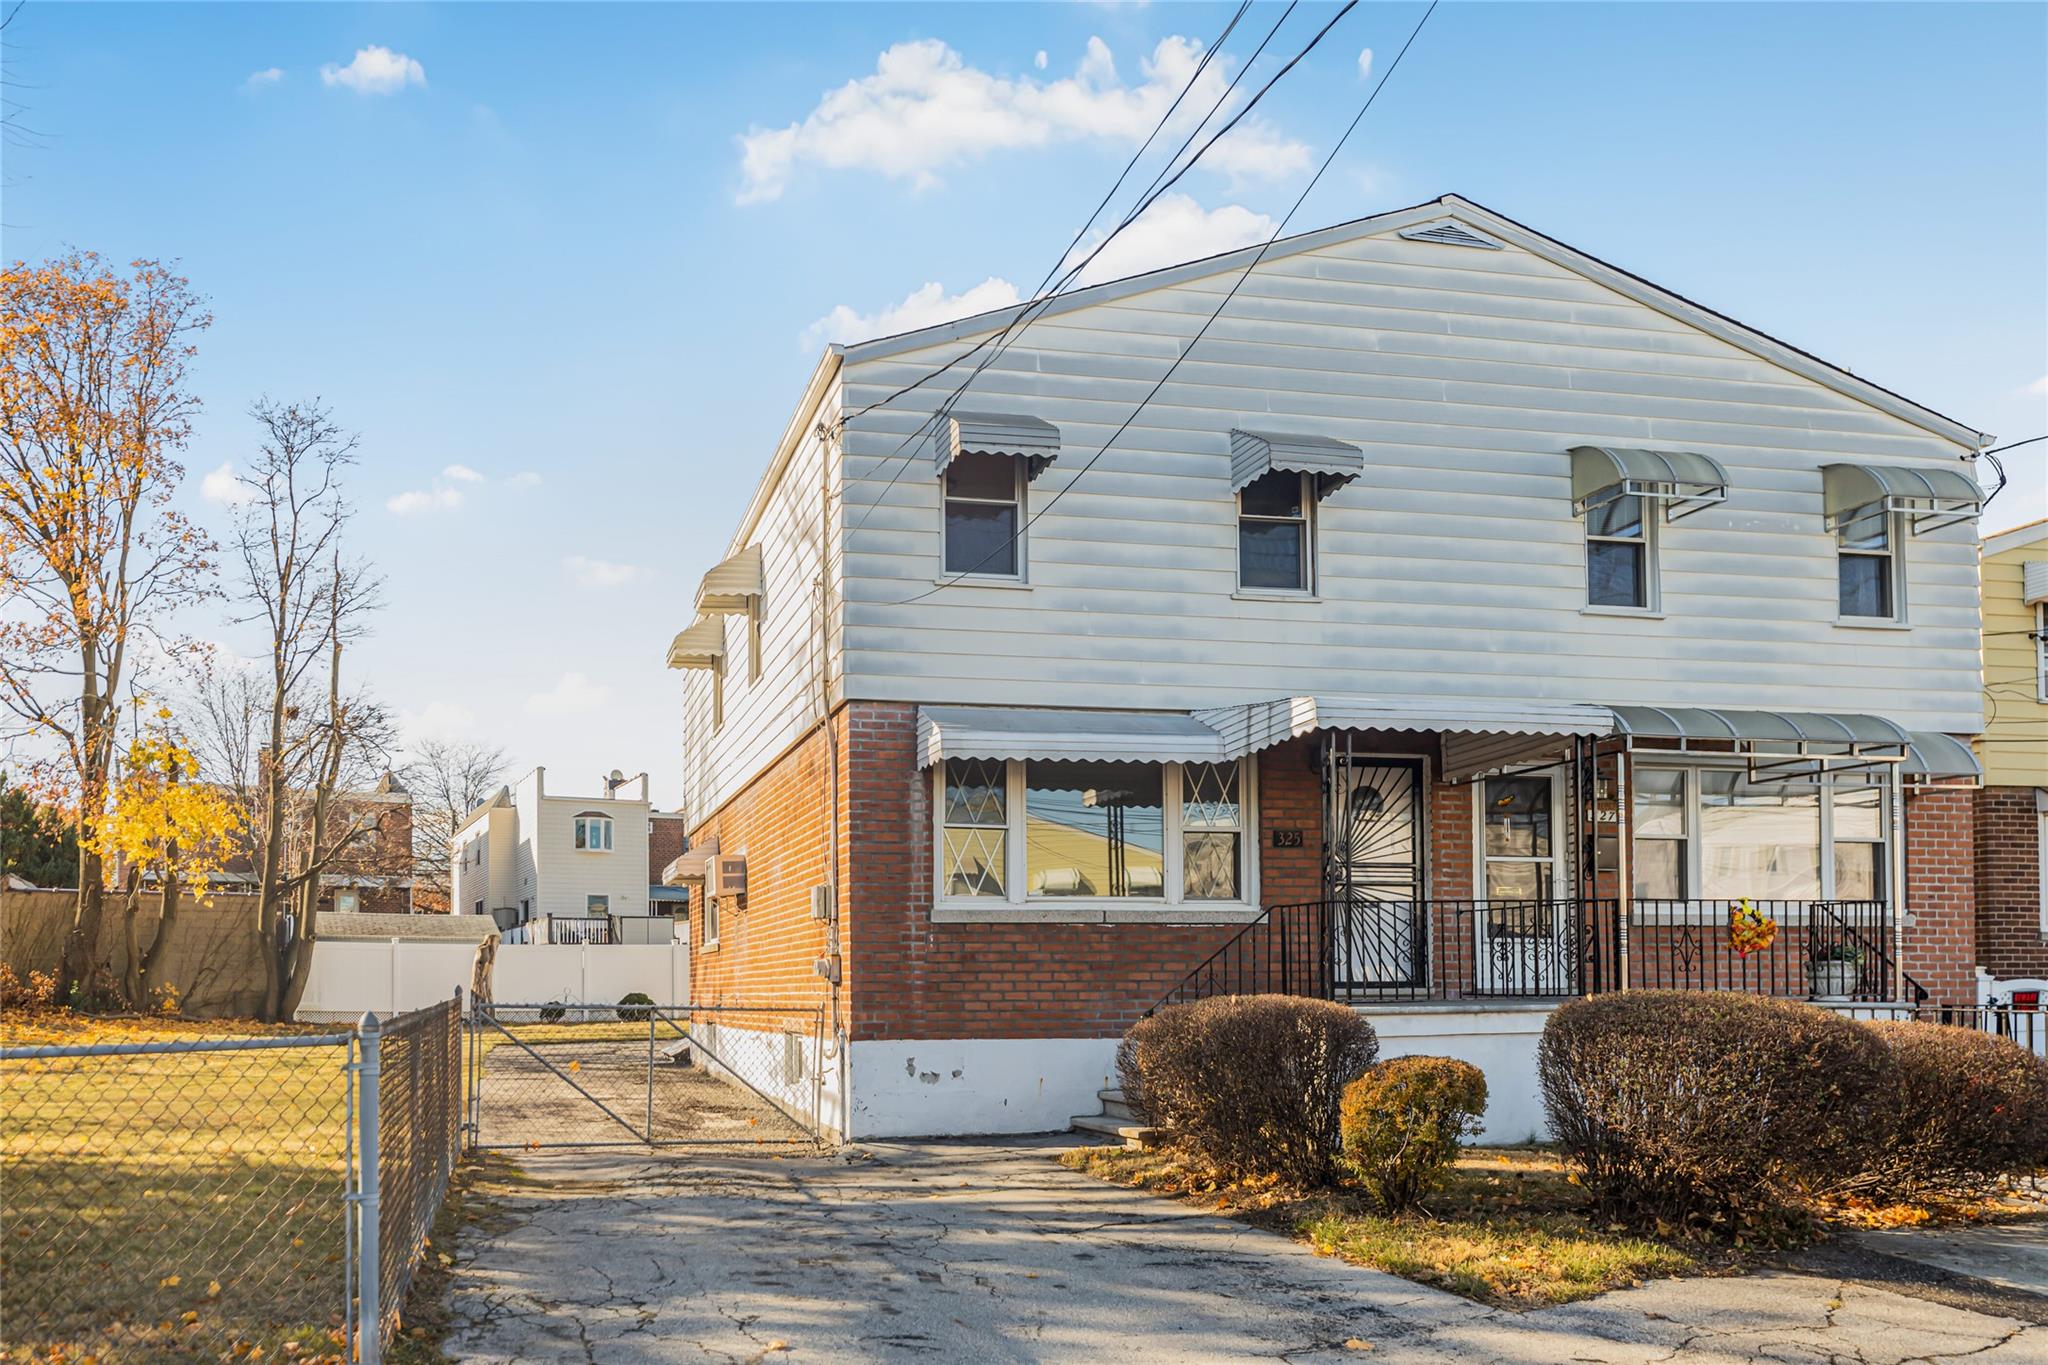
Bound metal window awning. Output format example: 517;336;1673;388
1607;705;1916;779
1570;446;1730;521
915;706;1232;768
663;836;718;885
1822;462;1982;534
2022;560;2048;606
1901;731;1982;782
1229;429;1366;497
933;412;1061;481
696;544;763;614
664;616;726;671
1196;695;1614;763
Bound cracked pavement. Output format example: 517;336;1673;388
442;1138;2043;1363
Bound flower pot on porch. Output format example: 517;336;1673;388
1808;959;1860;1000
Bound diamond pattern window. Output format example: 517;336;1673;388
1181;761;1242;901
942;758;1008;897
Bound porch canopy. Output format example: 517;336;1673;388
1901;730;1983;782
1821;462;1982;534
915;706;1232;769
662;836;718;885
1569;445;1729;521
1196;696;1613;778
934;412;1061;481
1229;429;1366;497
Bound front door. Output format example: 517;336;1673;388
1473;771;1579;995
1324;748;1426;991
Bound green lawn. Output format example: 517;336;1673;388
1;1013;355;1363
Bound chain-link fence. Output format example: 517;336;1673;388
1;998;466;1365
363;997;464;1349
468;1002;826;1150
1;1028;357;1363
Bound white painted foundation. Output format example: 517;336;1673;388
1362;1004;1554;1143
840;1006;1558;1143
847;1038;1119;1139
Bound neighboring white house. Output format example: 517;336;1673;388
451;766;665;934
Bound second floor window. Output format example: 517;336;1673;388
1585;493;1652;609
1238;470;1312;592
1836;507;1896;619
573;813;614;851
943;452;1023;578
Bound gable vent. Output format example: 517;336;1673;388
1397;219;1502;251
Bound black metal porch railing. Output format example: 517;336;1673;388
1150;896;1922;1015
1151;899;1622;1014
1625;899;1920;1004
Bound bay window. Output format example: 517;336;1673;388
1631;765;1891;902
933;757;1252;908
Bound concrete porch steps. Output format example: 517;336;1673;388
1069;1088;1160;1148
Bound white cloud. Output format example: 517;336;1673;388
386;484;464;516
525;671;612;718
1067;193;1277;286
320;45;426;96
506;471;543;489
200;461;254;505
399;700;475;743
2025;375;2048;397
1357;47;1374;80
736;35;1308;203
243;67;284;92
1034;50;1049;71
563;555;641;588
803;276;1023;349
442;463;485;483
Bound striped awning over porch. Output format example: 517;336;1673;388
914;706;1233;768
1194;696;1613;758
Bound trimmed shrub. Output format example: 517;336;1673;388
616;991;656;1023
1538;991;1888;1237
1339;1055;1488;1213
1118;995;1378;1185
1837;1022;2048;1201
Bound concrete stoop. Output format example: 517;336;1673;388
1068;1088;1162;1148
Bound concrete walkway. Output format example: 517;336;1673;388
444;1138;2042;1364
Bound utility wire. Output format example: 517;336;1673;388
844;0;1260;429
890;0;1439;605
840;0;1333;552
836;0;1299;540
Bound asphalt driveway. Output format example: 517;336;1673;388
444;1138;2043;1363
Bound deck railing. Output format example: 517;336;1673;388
544;915;611;946
1150;896;1919;1014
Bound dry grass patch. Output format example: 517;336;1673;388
1060;1143;1704;1308
1;1011;355;1363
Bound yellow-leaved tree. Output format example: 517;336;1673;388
88;715;244;1010
0;251;214;999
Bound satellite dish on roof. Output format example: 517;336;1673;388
609;769;625;784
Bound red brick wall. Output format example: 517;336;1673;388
1902;784;1977;1006
649;814;689;885
685;717;838;1011
1975;786;2046;979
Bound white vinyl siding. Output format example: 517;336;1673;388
832;227;1979;732
678;402;844;823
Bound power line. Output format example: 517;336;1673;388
889;0;1440;605
837;3;1297;542
841;0;1337;556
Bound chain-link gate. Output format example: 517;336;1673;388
465;1002;826;1151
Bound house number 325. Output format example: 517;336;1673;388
1271;829;1304;848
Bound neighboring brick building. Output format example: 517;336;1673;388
663;197;1994;1141
1975;520;2048;984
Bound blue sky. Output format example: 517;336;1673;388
7;2;2044;807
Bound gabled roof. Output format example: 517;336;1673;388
836;193;1990;452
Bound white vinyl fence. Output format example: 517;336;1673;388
297;939;688;1021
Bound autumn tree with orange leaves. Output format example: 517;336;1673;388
0;252;214;999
